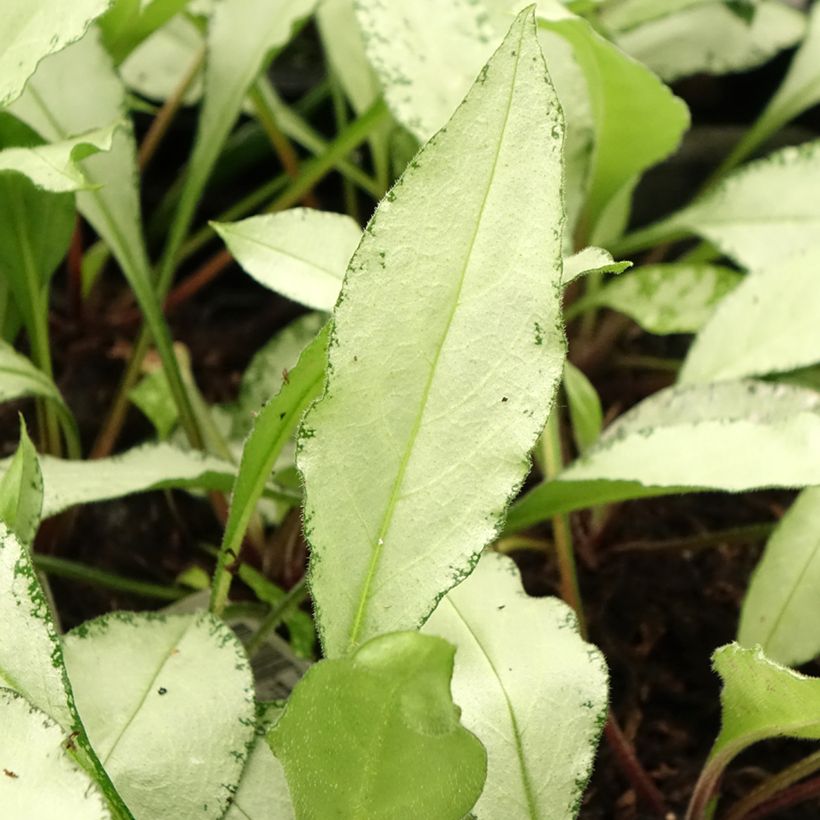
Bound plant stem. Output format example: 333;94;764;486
606;223;688;259
33;553;187;601
611;523;774;555
139;45;205;172
329;70;359;221
541;409;586;632
245;576;308;657
745;774;820;820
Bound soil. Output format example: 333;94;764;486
3;22;820;820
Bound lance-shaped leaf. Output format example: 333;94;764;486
0;122;121;193
213;210;361;311
570;263;741;335
0;0;112;106
98;0;190;64
563;362;602;454
211;326;329;611
0;688;110;820
0;420;43;546
628;140;820;272
0;341;68;411
226;703;294;820
536;7;690;230
687;644;820;820
0;444;236;521
681;247;820;384
269;631;486;820
507;380;820;532
424;551;608;819
739;487;820;667
63;611;256;820
562;246;631;286
613;1;805;82
299;10;566;656
10;29;198;442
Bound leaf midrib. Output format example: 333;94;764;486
344;24;527;653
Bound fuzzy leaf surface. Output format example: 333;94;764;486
424;551;608;819
299;10;566;656
681;248;820;383
739;487;820;667
64;611;256;820
0;689;110;819
269;631;486;820
213;210;361;311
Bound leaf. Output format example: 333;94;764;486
563;361;602;453
739;487;820;667
689;643;820;817
636;140;820;272
0;0;112;106
0;443;236;521
211;326;329;611
128;367;179;439
507;380;820;532
63;611;256;820
354;0;493;142
562;246;631;285
0;419;43;546
299;10;566;656
597;0;721;30
120;14;204;103
99;0;190;64
537;9;690;230
10;29;198;442
613;2;805;82
424;551;608;819
575;262;741;335
269;631;486;820
736;3;820;162
0;341;66;409
234;312;325;435
213;209;361;311
0;688;110;820
681;248;820;383
0;122;122;193
226;702;294;820
163;0;317;281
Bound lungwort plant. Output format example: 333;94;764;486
2;0;820;818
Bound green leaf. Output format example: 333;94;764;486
99;0;190;64
562;246;631;285
732;3;820;165
681;248;820;383
0;443;236;520
10;28;200;445
63;611;256;820
128;367;179;439
226;702;294;820
739;487;820;667
211;326;329;612
573;262;741;335
0;341;66;409
354;0;492;142
537;9;690;230
269;631;487;820
299;10;566;656
613;2;805;82
234;312;325;436
689;644;820;817
629;140;820;272
0;419;43;546
563;361;602;453
507;380;820;532
0;122;122;192
162;0;317;292
213;210;361;311
597;0;720;30
120;14;204;103
424;551;608;819
0;0;112;106
0;688;110;819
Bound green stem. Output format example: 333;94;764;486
724;749;820;820
541;409;586;635
33;554;187;601
606;223;689;259
245;577;308;658
329;70;359;221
